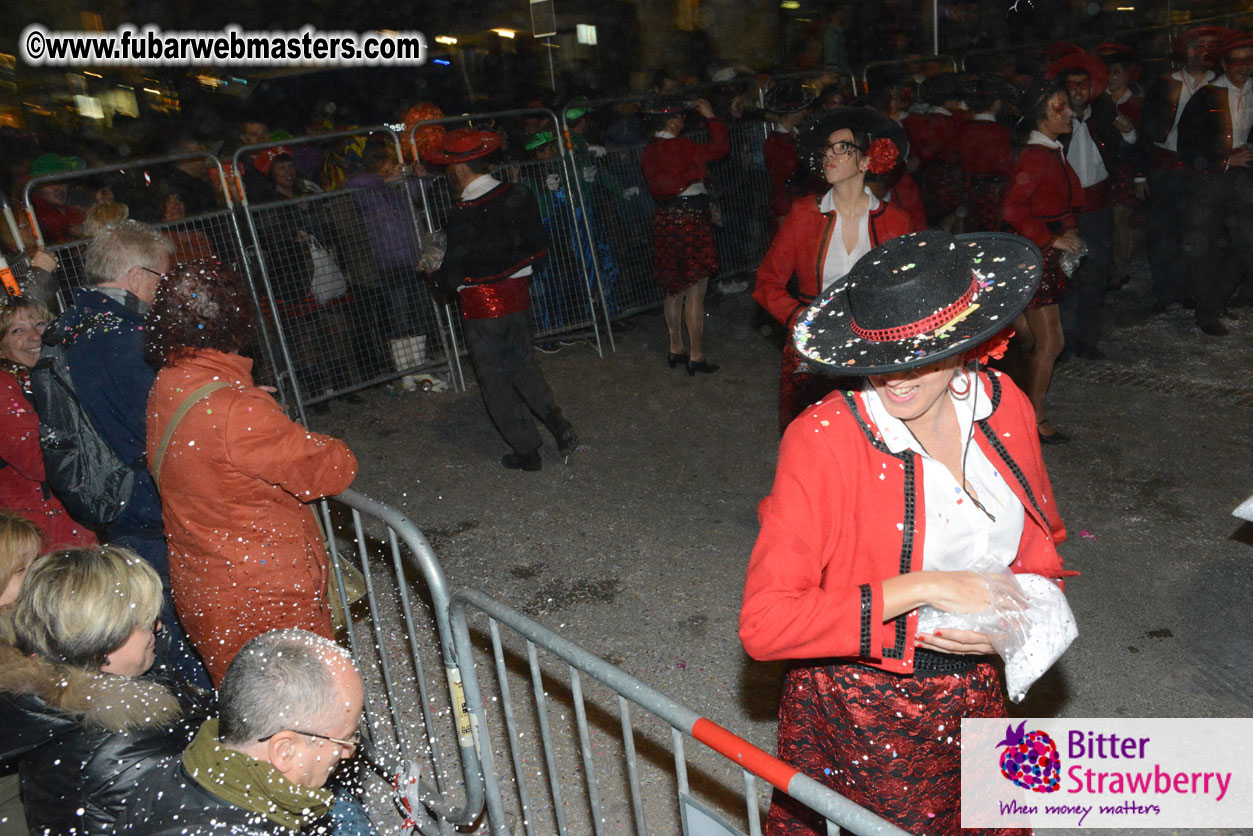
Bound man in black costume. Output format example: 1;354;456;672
423;128;577;471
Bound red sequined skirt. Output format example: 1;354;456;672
652;207;718;295
779;342;839;432
1027;248;1067;310
766;661;1030;836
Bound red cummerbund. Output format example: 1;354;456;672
459;275;532;320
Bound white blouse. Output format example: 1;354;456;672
818;187;878;291
861;372;1026;572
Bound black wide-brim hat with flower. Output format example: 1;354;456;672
792;230;1041;375
796;106;908;175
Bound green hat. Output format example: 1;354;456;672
29;153;85;177
564;96;591;122
524;131;557;152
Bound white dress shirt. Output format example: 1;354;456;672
818;187;879;291
1162;70;1215;152
1214;75;1253;154
1067;107;1109;189
862;374;1027;573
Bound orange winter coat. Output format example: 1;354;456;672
145;349;357;683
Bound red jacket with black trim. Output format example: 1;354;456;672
739;370;1072;675
433;181;550;319
753;194;914;329
640;119;731;199
1001;144;1083;249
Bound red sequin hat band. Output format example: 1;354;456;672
850;275;979;342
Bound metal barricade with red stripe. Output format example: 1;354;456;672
446;587;912;836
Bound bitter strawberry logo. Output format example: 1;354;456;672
997;721;1061;793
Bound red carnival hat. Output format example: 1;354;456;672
253;146;294;177
1172;25;1231;58
1210;31;1253;63
1046;51;1108;99
420;128;503;166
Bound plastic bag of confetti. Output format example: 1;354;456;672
916;569;1077;702
417;229;446;273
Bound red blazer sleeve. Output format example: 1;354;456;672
739;417;886;662
225;389;359;501
699;118;732;163
0;375;46;482
891;172;927;232
754;201;816;329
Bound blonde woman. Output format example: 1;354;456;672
0;546;212;835
0;512;41;832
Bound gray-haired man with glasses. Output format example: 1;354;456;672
120;629;367;836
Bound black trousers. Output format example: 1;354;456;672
1061;206;1114;350
463;311;562;456
1183;171;1253;328
1145;167;1192;307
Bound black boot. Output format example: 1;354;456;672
545;411;579;458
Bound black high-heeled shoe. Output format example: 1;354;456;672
686;359;720;376
666;352;689;369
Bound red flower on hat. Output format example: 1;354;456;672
965;327;1014;366
866;138;899;175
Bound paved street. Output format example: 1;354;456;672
315;267;1253;836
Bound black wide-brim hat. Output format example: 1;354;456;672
796;107;908;170
793;230;1042;375
764;79;817;114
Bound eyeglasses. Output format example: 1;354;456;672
257;728;361;755
139;267;165;279
823;140;864;158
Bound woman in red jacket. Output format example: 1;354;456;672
754;108;914;429
1001;80;1083;444
0;297;95;549
640;97;731;375
143;261;358;684
742;230;1070;836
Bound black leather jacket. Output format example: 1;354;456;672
0;636;214;836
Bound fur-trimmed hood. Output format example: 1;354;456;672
0;640;183;738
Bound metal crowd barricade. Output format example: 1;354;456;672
234;128;459;419
21;155;286;392
572;88;775;324
319;489;487;836
407;108;610;356
448;587;912;836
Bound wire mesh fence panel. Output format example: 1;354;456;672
497;156;615;340
449;589;914;836
707;120;773;282
245;185;450;407
575;141;664;321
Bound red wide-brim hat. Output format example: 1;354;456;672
1172;25;1232;57
421;128;502;166
1046;51;1109;99
1209;31;1253;62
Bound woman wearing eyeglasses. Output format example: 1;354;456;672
753;108;917;430
0;545;213;835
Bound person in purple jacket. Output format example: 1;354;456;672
345;144;431;382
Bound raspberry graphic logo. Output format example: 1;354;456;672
996;721;1061;793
